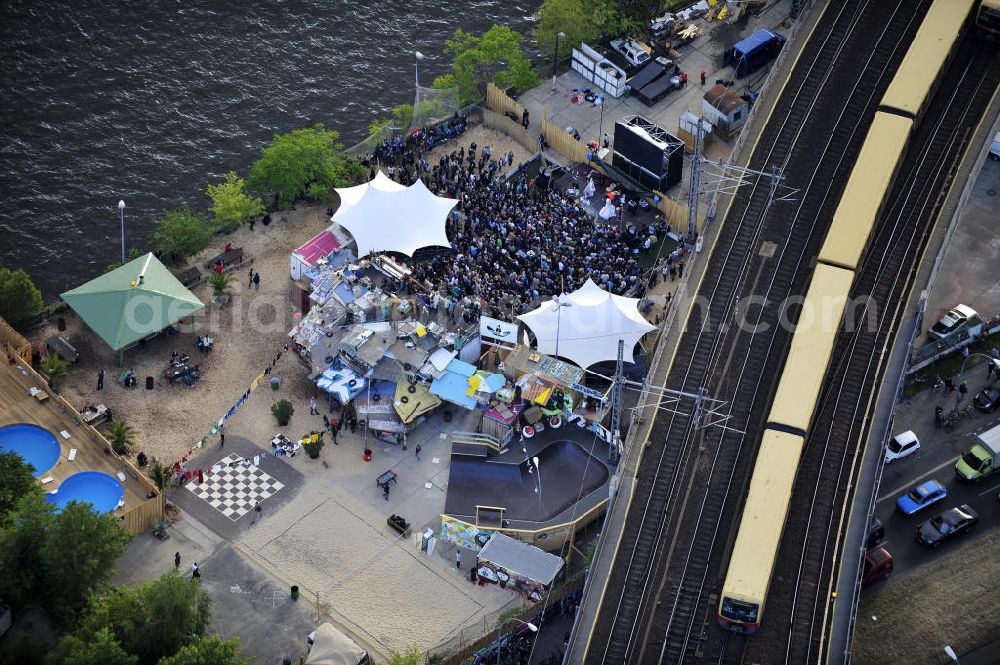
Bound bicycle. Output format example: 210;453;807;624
931;375;946;394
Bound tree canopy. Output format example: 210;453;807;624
157;637;250;665
0;267;43;329
0;451;40;520
152;206;216;262
436;25;539;105
49;628;138;665
76;572;212;665
616;0;665;35
0;493;131;625
206;171;265;228
534;0;621;58
248;123;358;208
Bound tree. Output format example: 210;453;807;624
105;421;137;456
0;493;55;609
40;352;71;389
76;572;211;665
49;628;137;665
439;25;540;105
534;0;621;59
0;451;40;519
248;124;358;208
148;459;168;492
208;271;232;298
152;207;216;262
616;0;664;35
40;501;132;625
157;637;250;665
387;647;423;665
0;267;43;329
206;171;265;228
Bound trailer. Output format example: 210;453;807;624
722;28;786;79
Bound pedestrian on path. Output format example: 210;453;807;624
252;271;261;291
415;444;422;462
219;423;225;447
383;483;391;501
248;269;255;289
310;396;318;415
678;261;685;278
250;501;261;528
331;426;338;445
456;550;462;569
97;368;105;391
669;265;676;281
191;562;200;578
700;70;706;85
174;552;181;569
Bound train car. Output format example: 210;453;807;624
766;263;855;435
880;0;977;118
718;429;805;634
817;113;914;271
975;0;1000;39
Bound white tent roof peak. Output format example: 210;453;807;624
331;172;457;258
517;278;656;368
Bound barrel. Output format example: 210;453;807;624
145;376;154;390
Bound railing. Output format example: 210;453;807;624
451;431;502;452
907;312;1000;373
0;315;31;363
483;109;538;156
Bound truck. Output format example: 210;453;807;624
722;28;786;79
955;423;1000;480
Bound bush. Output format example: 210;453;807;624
152;206;216;262
437;25;539;104
271;399;294;426
208;272;232;297
206;171;265;228
105;421;136;457
303;432;325;459
40;353;71;388
148;460;168;491
0;268;44;329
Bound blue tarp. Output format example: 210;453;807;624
430;360;479;410
731;28;779;56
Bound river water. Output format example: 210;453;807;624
0;0;540;298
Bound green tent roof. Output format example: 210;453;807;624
61;253;204;351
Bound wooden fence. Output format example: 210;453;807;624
0;315;31;363
483;109;539;156
486;82;524;120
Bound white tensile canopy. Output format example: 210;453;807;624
332;172;457;258
517;278;656;369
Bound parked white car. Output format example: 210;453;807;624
928;304;978;340
610;38;651;68
885;430;921;464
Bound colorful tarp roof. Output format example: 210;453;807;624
61;253;204;351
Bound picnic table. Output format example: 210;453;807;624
81;404;109;425
203;247;244;273
376;469;398;488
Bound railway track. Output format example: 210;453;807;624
585;1;928;663
751;38;1000;665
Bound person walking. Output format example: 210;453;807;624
383;483;391;501
191;562;200;578
323;414;330;432
252;271;261;291
250;501;262;529
330;424;339;445
677;260;685;278
602;132;610;149
174;552;181;569
700;70;706;85
97;368;105;391
248;269;255;289
455;550;462;569
415;444;422;462
219;423;225;447
310;396;318;415
669;265;676;282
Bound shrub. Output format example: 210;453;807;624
0;267;43;329
271;399;294;426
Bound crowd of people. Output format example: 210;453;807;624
363;121;675;320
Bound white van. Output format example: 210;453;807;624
306;623;369;665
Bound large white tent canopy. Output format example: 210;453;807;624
332;172;457;258
517;278;656;369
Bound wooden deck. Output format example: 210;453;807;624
0;359;161;531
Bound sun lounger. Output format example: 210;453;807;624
60;430;71;439
41;476;54;484
68;448;77;461
117;471;127;481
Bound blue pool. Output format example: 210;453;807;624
46;471;124;514
0;423;61;477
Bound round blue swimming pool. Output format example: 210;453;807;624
46;471;124;514
0;424;61;477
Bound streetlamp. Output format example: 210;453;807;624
414;51;424;89
552;32;565;91
550;294;572;359
497;617;538;664
952;352;997;407
944;645;959;663
532;455;541;499
117;200;126;264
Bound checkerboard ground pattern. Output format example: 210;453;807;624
185;454;284;520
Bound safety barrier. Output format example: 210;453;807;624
452;431;503;452
0;316;31;363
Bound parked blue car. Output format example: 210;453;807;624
896;479;948;514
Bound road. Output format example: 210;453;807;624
870;384;1000;575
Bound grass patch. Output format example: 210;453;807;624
903;330;1000;399
854;527;1000;664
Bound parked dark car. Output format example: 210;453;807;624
865;514;885;550
916;504;978;547
974;384;1000;413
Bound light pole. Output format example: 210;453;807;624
414;51;424;89
496;618;538;664
552;32;565;91
944;645;959;663
551;295;572;359
117;200;126;264
953;352;997;407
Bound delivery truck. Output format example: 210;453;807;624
956;423;1000;480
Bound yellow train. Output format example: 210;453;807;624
718;0;978;635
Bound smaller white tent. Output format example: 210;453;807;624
517;278;656;368
304;623;368;665
332;173;457;258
